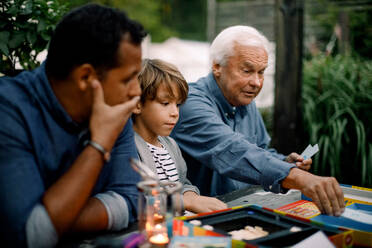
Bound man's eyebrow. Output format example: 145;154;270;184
242;61;267;70
123;69;139;82
243;61;254;68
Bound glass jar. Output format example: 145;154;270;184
137;180;183;245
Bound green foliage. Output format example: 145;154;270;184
162;0;207;41
259;106;273;138
302;55;372;187
306;0;372;59
59;0;178;42
0;0;67;75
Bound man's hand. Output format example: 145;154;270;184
183;191;227;213
285;152;312;171
89;79;140;151
282;168;345;216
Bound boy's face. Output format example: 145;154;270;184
136;83;181;140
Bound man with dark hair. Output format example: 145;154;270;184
0;4;146;247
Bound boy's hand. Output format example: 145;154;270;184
183;192;227;213
89;79;139;152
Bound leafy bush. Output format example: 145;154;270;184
259;106;273;138
0;0;67;76
302;55;372;187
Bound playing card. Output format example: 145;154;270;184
301;144;319;160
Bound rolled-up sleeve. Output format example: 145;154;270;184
26;204;58;248
94;191;129;231
96;120;140;226
172;88;294;193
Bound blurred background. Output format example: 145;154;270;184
0;0;371;187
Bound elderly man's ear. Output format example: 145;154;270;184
212;63;222;78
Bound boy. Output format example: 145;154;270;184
132;59;227;213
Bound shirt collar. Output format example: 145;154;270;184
33;62;84;133
206;73;239;118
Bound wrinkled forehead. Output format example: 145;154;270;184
231;44;268;66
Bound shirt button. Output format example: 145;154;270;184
269;185;272;190
232;111;235;115
225;113;228;117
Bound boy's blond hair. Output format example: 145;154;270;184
138;59;188;104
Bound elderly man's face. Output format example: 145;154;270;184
213;44;268;106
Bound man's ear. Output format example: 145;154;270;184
212;62;221;78
132;101;143;115
71;64;96;91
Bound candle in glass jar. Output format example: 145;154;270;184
153;213;164;223
149;233;169;245
145;221;153;232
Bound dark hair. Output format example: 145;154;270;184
45;4;146;80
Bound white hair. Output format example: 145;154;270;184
210;25;270;66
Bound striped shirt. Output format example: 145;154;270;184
147;142;179;182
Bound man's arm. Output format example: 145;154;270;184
43;80;140;235
42;145;108;235
282;168;345;216
70;197;108;232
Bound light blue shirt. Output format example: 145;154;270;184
171;73;295;196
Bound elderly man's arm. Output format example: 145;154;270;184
282;167;345;216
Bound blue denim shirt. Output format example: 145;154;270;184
171;73;294;196
0;64;140;246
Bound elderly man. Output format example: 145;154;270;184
0;4;145;247
171;25;344;216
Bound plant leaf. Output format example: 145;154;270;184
0;31;10;44
0;43;9;56
8;32;25;49
37;19;46;32
26;31;37;45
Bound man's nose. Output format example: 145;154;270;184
249;73;261;87
129;78;141;97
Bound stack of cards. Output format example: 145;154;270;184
300;144;319;160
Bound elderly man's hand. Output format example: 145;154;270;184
285;152;312;171
282;168;345;216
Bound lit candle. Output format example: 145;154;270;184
149;233;169;245
145;221;153;232
153;213;164;223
